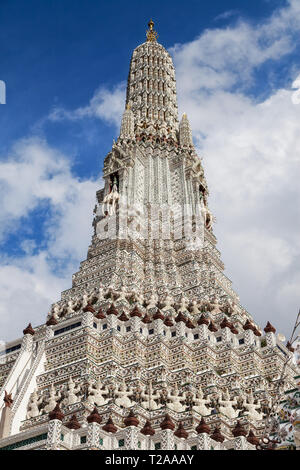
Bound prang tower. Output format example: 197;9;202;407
0;21;298;451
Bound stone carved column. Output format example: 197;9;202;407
86;407;102;449
82;311;94;329
221;326;232;343
198;324;209;341
130;317;140;334
244;329;255;347
196;418;212;450
46;419;63;450
125;426;138;449
46;403;64;450
21;324;35;352
265;332;276;347
110;434;118;450
0;392;13;439
176;321;186;338
21;334;33;352
161;429;175;449
231;333;239;348
233;436;248;450
264;322;277;347
45;326;54;341
107;314;118;330
197;432;211;450
153;319;164;336
87;422;101;449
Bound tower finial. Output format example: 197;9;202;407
146;19;158;42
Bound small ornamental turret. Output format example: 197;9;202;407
106;304;119;316
3;391;13;408
174;421;188;439
208;321;218;332
243;319;256;331
142;313;152;324
140;420;155;436
23;323;35;336
186;319;195;329
197;314;210;326
120;104;135;139
231;325;238;335
49;403;64;422
253;328;262;337
196;417;210;435
153;309;165;321
232;421;247;438
175;312;187;324
95;308;106;320
286;341;295;353
164;317;174;327
179;113;193;148
87;407;102;425
83;303;95;313
160;414;175;431
264;321;277;347
210;425;224;443
65;414;81;430
102;416;117;433
264;321;276;334
118;311;129;322
247;430;260;446
124;410;139;427
220;317;232;329
46;315;58;326
130;305;142;318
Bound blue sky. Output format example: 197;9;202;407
0;0;290;159
1;0;300;341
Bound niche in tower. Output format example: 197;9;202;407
199;182;207;205
108;172;119;193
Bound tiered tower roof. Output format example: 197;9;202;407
0;20;298;452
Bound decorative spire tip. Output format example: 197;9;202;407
146;19;158;42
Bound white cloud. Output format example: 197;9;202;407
0;138;99;341
170;0;300;336
0;254;69;341
171;0;300;107
49;82;126;128
222;230;295;285
0;138;69;239
214;10;239;22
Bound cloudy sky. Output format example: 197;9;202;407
0;0;299;341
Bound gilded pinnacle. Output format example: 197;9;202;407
146;19;158;42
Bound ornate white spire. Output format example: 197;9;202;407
1;21;298;454
120;104;135;139
126;20;178;136
179;113;193;147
